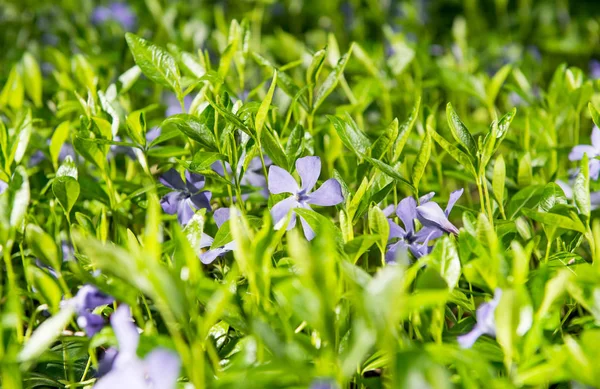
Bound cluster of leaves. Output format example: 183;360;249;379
4;1;600;388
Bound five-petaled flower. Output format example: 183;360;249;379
91;3;137;31
159;169;212;226
93;305;180;389
199;208;236;264
569;126;600;180
268;156;344;240
457;289;502;348
384;189;463;263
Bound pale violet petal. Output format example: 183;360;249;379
268;165;299;194
296;156;321;192
307;179;344;206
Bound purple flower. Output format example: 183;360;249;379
267;156;344;240
416;189;463;235
94;305;180;389
569;126;600;180
212;156;270;198
0;180;7;194
556;179;600;210
457;289;502;348
165;94;194;117
199;208;236;264
91;3;137;32
384;190;463;263
591;60;600;80
72;285;114;337
159;169;212;226
310;379;339;389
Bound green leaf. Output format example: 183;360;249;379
589;102;600;129
427;236;461;291
486;64;512;105
493;155;506;210
53;177;79;214
518;153;533;187
25;224;60;270
212;221;233;249
294;207;344;245
182;211;206;259
255;71;277;139
162;113;217;151
261;128;288;170
538;182;568;212
574;153;591;218
285;124;304;167
0;166;30;240
190;151;227;171
125;33;181;95
72;54;97;95
411;118;432;190
429;126;476;177
363;157;415;191
522;208;586;233
21;53;42;107
368;206;389;256
313;45;353;113
306;48;327;86
344;235;380;263
10;109;32;165
19;304;75;363
29;267;62;312
50;121;70;170
371;118;399;160
446;102;477;156
126;109;147;146
0;65;24;109
328;113;371;156
392;96;421;162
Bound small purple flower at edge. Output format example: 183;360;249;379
384;189;463;263
159;169;212;226
91;3;137;32
457;288;502;348
590;60;600;80
199;208;236;264
268;156;344;241
569;126;600;180
0;180;7;195
94;305;180;389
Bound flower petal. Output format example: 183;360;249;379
185;171;206;193
300;215;316;241
382;204;395;217
385;240;409;264
457;327;484;349
296;156;321;192
556;180;573;199
189;191;212;211
419;192;435;204
145;349;181;389
307;179;344;206
388;219;406;240
268;165;299;194
590;159;600;180
569;145;598;161
416;202;459;234
77;311;105;337
445;188;464;216
200;233;214;249
414;226;443;243
271;195;300;228
75;285;114;311
396;196;417;234
160;191;183;215
592;126;600;150
177;198;196;226
214;208;231;228
159;169;186;190
200;248;226;264
110;305;139;359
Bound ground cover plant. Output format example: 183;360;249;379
4;0;600;388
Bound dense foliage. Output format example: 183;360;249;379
3;0;600;388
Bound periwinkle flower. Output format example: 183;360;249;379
94;305;180;389
72;285;114;337
91;3;137;32
159;169;212;226
310;379;339;389
384;190;462;263
569;126;600;180
0;180;7;194
457;289;502;348
199;208;236;264
268;156;344;240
